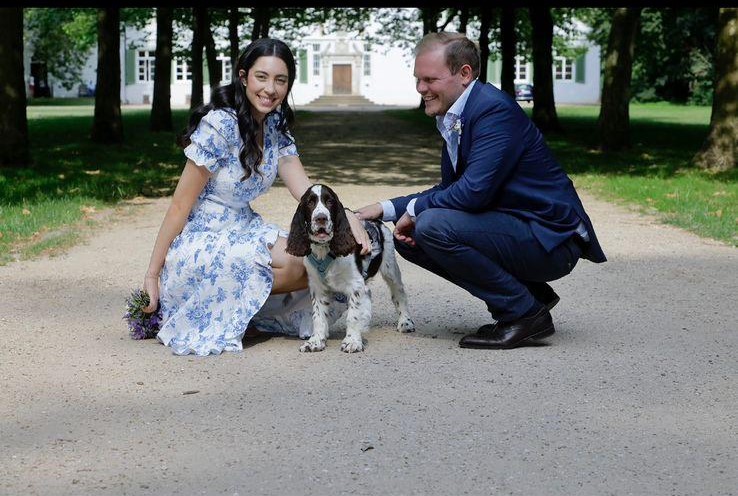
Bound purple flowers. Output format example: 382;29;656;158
123;289;161;340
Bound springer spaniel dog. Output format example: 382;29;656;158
286;184;416;353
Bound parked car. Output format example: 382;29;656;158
78;82;95;97
515;83;533;102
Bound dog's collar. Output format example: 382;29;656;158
306;251;336;277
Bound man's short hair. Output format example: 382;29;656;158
415;32;481;79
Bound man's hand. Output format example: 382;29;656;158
393;212;416;247
355;203;383;221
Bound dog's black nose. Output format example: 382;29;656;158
314;214;328;225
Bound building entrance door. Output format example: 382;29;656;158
332;64;352;94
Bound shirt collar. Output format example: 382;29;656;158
437;79;477;132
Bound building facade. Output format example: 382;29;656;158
25;18;601;107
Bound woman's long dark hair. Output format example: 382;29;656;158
179;38;297;180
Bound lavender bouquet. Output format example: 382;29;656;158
123;289;161;340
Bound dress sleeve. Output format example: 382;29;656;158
277;129;299;158
183;109;233;172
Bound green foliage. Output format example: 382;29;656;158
24;8;155;90
579;7;719;105
24;8;98;90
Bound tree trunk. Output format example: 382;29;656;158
251;8;271;41
598;8;642;151
202;9;219;88
694;8;738;171
500;7;516;98
91;8;123;144
190;8;204;110
478;8;492;84
260;9;271;38
229;7;240;70
530;7;562;134
151;7;173;132
459;8;468;34
0;8;30;167
421;7;440;36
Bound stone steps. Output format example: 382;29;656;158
302;94;376;107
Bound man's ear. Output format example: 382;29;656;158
460;64;474;84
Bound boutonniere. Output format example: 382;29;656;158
452;118;463;136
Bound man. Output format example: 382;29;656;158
356;32;606;349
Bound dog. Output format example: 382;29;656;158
286;184;416;353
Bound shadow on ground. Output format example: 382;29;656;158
293;111;442;186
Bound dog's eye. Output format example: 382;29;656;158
325;198;334;208
307;198;316;208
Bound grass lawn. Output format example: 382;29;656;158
0;101;735;264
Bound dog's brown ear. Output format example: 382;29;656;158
286;193;311;257
329;191;358;257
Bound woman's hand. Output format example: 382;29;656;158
345;209;371;255
142;273;160;313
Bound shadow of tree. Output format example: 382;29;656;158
293;111;442;186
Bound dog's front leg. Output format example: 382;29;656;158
300;285;331;352
341;286;370;353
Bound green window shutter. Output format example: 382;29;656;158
487;58;501;84
125;49;136;85
203;58;210;85
575;54;586;83
298;49;308;83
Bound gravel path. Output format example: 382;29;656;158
1;112;736;495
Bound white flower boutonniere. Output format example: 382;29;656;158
452;118;463;136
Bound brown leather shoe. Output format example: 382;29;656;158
458;307;555;349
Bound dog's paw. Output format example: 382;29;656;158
397;316;416;333
340;335;364;353
299;339;326;352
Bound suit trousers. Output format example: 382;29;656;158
394;208;582;323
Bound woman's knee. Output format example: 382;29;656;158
270;237;307;293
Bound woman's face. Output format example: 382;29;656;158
240;55;290;123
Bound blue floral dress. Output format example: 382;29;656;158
156;109;317;356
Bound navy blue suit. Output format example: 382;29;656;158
390;82;606;322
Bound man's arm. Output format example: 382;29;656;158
414;105;526;216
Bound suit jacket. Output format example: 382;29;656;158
390;82;606;263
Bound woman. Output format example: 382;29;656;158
142;38;369;356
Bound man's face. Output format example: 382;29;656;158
414;46;471;117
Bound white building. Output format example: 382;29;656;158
25;13;601;106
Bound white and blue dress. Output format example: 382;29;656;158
156;108;327;356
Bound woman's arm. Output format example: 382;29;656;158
143;159;211;312
277;154;312;201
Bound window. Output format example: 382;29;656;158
363;53;371;76
175;59;191;81
137;50;155;82
217;54;232;84
312;43;321;76
514;56;527;81
553;57;573;81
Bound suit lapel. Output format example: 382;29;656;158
454;82;484;178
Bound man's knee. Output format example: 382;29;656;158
414;208;454;244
